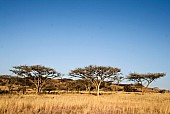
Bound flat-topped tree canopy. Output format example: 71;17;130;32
11;65;60;78
127;72;166;88
127;73;145;84
143;73;166;87
69;65;121;96
69;65;121;79
10;65;62;94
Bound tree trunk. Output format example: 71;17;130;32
67;88;69;93
8;86;12;94
142;83;150;94
88;87;91;94
85;86;91;94
97;85;100;96
22;86;26;94
37;78;40;94
36;86;40;95
141;87;144;95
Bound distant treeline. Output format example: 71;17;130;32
0;65;167;95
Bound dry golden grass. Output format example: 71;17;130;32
0;92;170;114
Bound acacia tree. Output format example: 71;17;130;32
144;73;166;88
127;73;166;93
69;65;121;96
10;65;61;94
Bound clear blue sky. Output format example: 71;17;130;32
0;0;169;89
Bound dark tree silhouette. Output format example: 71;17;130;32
10;65;61;94
82;79;93;93
127;73;166;93
127;73;144;85
69;65;121;96
144;73;166;88
110;75;124;85
0;75;18;93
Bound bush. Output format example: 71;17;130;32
43;87;56;93
124;85;138;92
159;89;167;93
0;89;8;94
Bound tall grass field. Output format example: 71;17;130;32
0;93;170;114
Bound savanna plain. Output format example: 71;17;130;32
0;92;170;114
